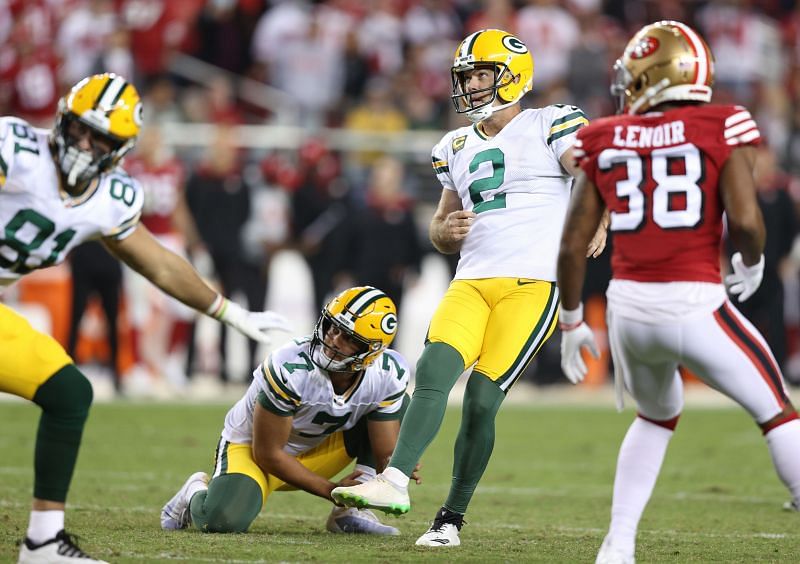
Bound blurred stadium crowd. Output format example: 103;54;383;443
4;0;800;395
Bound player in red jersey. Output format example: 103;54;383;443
123;126;199;391
556;21;800;564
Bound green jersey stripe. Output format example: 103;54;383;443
547;123;585;146
381;388;406;403
257;389;294;416
367;409;404;421
265;361;301;404
550;110;587;128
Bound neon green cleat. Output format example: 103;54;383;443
331;475;410;516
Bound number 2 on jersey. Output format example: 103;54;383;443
599;142;704;231
468;148;507;213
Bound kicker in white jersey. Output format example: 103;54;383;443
222;337;410;456
431;105;588;281
0;116;144;287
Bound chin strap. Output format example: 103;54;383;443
60;146;96;187
466;99;520;124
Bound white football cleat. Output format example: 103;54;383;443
415;508;464;547
595;535;635;564
782;499;799;512
18;530;108;563
326;506;400;535
161;471;209;530
415;522;461;547
331;475;410;515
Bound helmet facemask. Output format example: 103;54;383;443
451;62;512;112
310;311;380;373
52;109;134;193
610;59;633;114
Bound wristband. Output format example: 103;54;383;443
559;303;584;330
206;294;228;319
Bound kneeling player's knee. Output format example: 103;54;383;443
32;364;93;422
192;474;263;533
199;506;256;534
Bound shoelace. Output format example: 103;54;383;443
56;531;91;558
430;516;466;533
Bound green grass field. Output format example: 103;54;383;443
1;400;798;563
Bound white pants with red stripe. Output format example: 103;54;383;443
607;300;790;424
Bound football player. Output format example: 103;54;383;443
161;286;413;535
332;29;608;547
3;73;290;563
556;21;800;564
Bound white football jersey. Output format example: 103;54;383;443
0;117;144;287
221;337;411;457
431;106;587;281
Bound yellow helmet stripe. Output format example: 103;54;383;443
94;75;128;111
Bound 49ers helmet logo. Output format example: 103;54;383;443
629;36;660;59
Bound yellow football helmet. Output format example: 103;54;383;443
51;73;143;190
310;286;398;373
611;20;714;115
451;29;534;123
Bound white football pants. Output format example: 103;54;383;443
607;300;791;423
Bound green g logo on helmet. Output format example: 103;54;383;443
381;312;398;335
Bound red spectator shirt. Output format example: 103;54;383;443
574;104;761;283
124;156;185;236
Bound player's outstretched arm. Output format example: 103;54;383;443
103;225;290;342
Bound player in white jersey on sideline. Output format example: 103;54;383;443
1;73;290;563
332;29;608;547
161;286;415;536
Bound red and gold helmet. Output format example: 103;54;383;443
611;21;714;114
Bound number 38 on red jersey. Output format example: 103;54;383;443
573;104;761;284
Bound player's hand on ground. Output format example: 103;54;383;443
560;322;599;384
725;252;764;303
444;210;476;243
